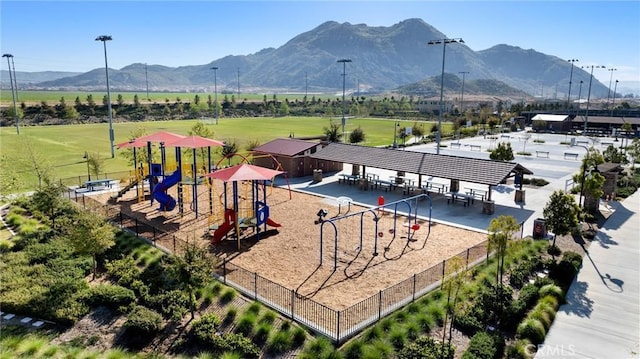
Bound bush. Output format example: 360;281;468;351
538;284;564;303
398;336;455;359
292;327;306;347
235;312;257;337
210;333;260;358
389;327;407;350
253;323;272;345
462;331;496;359
266;329;294;354
343;339;364;359
146;289;189;321
223;307;238;325
105;255;140;287
190;313;221;343
516;318;546;345
124;306;163;335
505;339;532;359
219;289;236;304
86;284;135;310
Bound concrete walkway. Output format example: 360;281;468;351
536;190;640;359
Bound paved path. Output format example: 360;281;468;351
536;190;640;359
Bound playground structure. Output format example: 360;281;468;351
206;163;285;249
319;194;432;271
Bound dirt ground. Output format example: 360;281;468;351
102;180;487;310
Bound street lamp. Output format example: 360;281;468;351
428;38;464;154
567;59;578;112
458;71;469;115
581;65;605;134
337;58;352;141
2;54;19;134
393;121;400;148
606;68;617;107
611;80;619;117
211;67;219;125
95;35;115;158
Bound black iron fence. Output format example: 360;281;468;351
66;188;489;344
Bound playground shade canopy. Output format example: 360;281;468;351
116;131;187;148
206;164;284;182
165;135;225;148
310;143;532;186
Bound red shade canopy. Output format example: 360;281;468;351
166;135;224;149
206;164;284;182
116;131;186;149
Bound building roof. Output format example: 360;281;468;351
572;116;640;126
253;138;320;157
532;114;569;122
310;143;533;186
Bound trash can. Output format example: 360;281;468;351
313;169;322;183
533;218;547;239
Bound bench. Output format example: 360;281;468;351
469;145;481;151
576;140;589;146
446;195;468;207
601;142;613;147
564;152;579;160
338;174;359;185
450;142;461;148
535;150;550;158
500;135;510;139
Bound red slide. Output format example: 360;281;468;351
212;221;234;244
265;218;282;228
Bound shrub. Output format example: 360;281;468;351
398;336;455;359
259;310;277;324
364;325;383;341
389;327;407;350
124;306;163;335
292;327;306;347
505;339;532;359
247;301;262;315
462;331;496;359
235;312;257;337
538;284;564;303
210;333;260;358
253;323;272;345
223;307;238;325
146;289;189;321
266;329;294;354
190;313;221;343
219;289;236;304
517;318;546;345
343;339;364;359
298;337;335;359
86;284;135;310
105;255;140;287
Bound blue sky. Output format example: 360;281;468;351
2;0;639;92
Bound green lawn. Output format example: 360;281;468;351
1;116;440;192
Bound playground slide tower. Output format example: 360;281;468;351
153;170;182;211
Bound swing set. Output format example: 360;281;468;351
318;194;433;271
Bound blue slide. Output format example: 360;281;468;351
153;170;181;211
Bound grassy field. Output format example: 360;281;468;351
0;116;442;192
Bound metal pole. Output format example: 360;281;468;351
145;63;149;101
337;59;351;141
567;59;578;112
611;80;618;117
211;67;218;125
606;68;617;107
96;35;115;158
583;65;605;134
458;71;468;115
437;41;446;154
3;54;19;134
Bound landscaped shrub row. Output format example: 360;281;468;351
461;331;505;359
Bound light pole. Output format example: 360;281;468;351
582;65;605;134
145;63;149;101
611;80;619;117
237;67;240;98
95;35;115;158
211;67;219;125
428;38;464;154
606;68;617;108
393;121;400;148
337;58;352;141
305;71;308;101
567;59;578;112
2;54;19;134
84;151;91;181
458;71;469;115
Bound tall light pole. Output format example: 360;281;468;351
236;67;240;98
458;71;469;115
582;65;605;134
95;35;115;158
211;67;219;125
305;71;308;101
606;68;617;108
337;58;352;141
145;63;149;101
611;80;619;117
428;38;464;154
567;59;578;112
2;54;19;134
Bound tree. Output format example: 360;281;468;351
349;126;365;144
572;147;605;213
442;256;468;345
168;241;216;319
64;210;115;280
278;101;290;116
627;138;640;169
543;190;580;249
521;133;532;154
133;94;140;107
487;215;519;288
221;141;238;165
323;121;341;143
86;152;105;179
489;142;514;161
120;126;152;167
0;154;20;197
117;94;124;106
412;123;425;142
603;145;627;164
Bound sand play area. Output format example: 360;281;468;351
101;179;488;310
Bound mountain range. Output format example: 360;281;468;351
1;18;618;99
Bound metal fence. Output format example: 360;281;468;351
67;188;489;345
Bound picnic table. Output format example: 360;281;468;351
371;178;396;192
445;192;473;206
338;174;360;185
464;187;488;202
84;179;113;191
422;181;448;194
